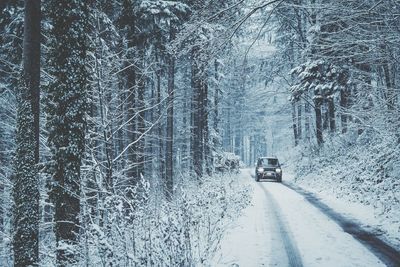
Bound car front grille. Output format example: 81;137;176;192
264;167;275;172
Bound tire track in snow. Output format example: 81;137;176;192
257;182;304;267
283;181;400;267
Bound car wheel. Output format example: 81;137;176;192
256;176;260;182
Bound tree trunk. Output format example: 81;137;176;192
136;47;146;180
157;58;165;182
304;96;311;141
340;89;348;133
126;58;137;182
224;98;232;151
93;28;114;192
212;59;221;171
234;131;241;156
121;0;141;186
297;100;302;140
213;60;220;139
165;25;175;200
383;63;395;111
314;97;323;145
13;1;40;265
203;78;211;176
328;97;336;132
291;101;298;146
47;1;89;264
191;47;204;178
181;66;189;171
322;102;329;131
356;61;372;135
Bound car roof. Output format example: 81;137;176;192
258;156;278;159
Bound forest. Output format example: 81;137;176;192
0;0;399;266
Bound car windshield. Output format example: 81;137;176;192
258;158;278;166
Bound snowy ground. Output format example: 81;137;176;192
292;170;400;251
290;137;400;252
212;168;391;267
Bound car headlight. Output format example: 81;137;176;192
276;168;282;173
257;167;264;173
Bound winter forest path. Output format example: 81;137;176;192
212;169;389;267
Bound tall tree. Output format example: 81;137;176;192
46;0;90;264
165;24;175;200
1;2;24;264
13;0;40;265
119;0;139;187
190;44;207;177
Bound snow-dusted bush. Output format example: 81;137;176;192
37;173;250;266
214;152;241;173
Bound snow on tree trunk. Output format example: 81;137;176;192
13;0;40;265
191;46;205;178
46;1;89;265
165;25;175;200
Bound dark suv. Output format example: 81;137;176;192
255;157;282;182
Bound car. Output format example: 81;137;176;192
255;156;282;182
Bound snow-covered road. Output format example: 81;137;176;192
212;169;394;267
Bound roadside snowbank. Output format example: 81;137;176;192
290;133;400;249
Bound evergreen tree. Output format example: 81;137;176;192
0;1;24;264
12;0;40;265
46;0;90;264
